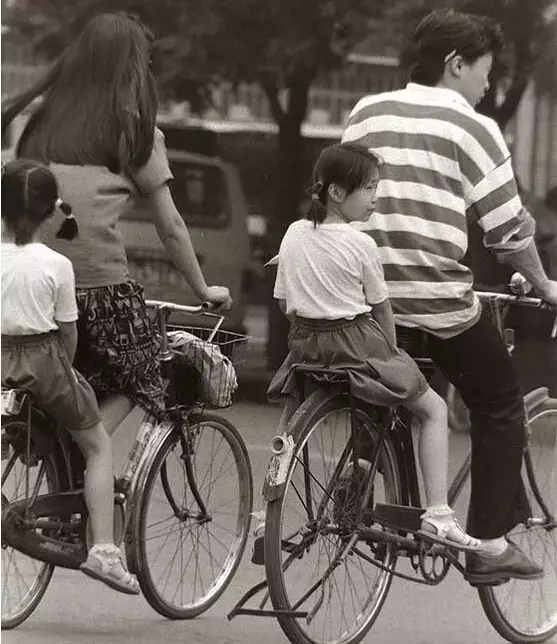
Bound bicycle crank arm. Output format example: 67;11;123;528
2;490;88;569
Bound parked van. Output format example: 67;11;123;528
120;148;250;330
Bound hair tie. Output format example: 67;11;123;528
311;180;324;201
55;199;78;240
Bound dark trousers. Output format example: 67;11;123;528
426;307;530;539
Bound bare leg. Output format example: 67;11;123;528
404;387;448;508
68;422;114;544
404;387;480;549
99;394;135;436
69;422;140;593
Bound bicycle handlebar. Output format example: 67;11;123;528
475;291;555;310
145;299;221;315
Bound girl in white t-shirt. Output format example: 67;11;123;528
1;160;139;594
268;143;480;550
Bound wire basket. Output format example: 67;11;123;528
168;325;249;408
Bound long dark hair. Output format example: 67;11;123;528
1;159;77;245
2;13;157;174
307;143;382;226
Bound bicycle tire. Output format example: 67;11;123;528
1;419;58;630
478;397;557;643
265;390;403;644
130;413;253;619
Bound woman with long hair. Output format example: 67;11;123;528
2;12;233;433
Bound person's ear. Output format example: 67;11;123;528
328;182;345;203
447;53;465;78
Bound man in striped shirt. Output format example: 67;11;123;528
342;8;557;585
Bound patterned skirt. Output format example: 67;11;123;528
75;281;166;419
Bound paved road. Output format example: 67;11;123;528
3;402;555;644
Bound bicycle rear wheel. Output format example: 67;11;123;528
478;397;557;643
131;413;253;619
265;391;402;644
1;420;58;630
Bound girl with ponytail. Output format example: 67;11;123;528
267;142;484;552
1;159;140;595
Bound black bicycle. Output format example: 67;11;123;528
229;287;556;644
1;301;253;629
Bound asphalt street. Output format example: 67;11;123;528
2;401;555;644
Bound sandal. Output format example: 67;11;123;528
80;546;140;595
418;509;482;553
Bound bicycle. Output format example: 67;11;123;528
1;301;254;629
228;286;556;644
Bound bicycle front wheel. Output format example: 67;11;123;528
1;420;58;630
478;397;557;643
131;413;253;619
265;391;402;644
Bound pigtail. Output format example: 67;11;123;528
55;199;78;240
306;181;327;228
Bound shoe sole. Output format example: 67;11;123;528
465;570;544;586
416;529;482;554
80;563;141;595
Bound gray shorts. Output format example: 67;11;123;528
1;333;101;431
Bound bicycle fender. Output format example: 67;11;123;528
262;434;295;502
523;387;550;413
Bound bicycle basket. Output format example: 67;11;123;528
168;326;248;408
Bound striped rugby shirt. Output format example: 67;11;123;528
342;83;535;338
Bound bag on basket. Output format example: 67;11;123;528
168;330;238;407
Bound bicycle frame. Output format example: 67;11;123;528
229;287;556;621
1;300;229;571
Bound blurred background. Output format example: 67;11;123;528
2;0;556;413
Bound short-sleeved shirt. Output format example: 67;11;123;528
274;219;389;319
38;128;173;288
342;83;535;337
1;242;78;334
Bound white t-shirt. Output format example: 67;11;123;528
1;242;78;335
274;219;388;319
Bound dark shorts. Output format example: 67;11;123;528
267;314;429;407
1;333;101;431
74;281;166;420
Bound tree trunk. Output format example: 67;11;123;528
265;79;311;371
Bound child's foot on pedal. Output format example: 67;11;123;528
420;506;482;551
80;544;140;595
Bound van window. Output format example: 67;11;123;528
169;162;230;228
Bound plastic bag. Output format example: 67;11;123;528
168;330;238;407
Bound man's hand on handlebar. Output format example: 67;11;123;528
205;285;233;311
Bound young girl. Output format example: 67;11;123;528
2;12;232;436
1;160;139;594
268;143;481;549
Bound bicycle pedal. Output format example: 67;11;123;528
251;535;265;566
373;503;424;532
